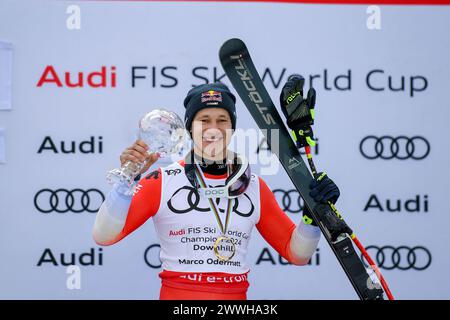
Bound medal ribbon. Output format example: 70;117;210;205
194;163;233;236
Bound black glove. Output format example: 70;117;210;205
302;172;340;226
309;172;340;204
280;75;316;149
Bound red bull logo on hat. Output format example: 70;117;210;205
201;90;222;104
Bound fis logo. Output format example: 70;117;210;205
201;90;222;104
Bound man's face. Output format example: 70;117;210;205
191;107;233;159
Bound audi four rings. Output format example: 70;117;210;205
359;136;430;160
34;189;105;213
363;246;432;271
272;189;305;214
167;186;254;217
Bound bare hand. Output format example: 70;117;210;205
119;140;159;175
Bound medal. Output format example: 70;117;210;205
194;160;236;261
213;236;236;261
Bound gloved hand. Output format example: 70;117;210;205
310;172;340;204
280;74;316;148
302;172;340;226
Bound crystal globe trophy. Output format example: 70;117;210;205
106;109;187;195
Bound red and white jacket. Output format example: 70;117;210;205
93;160;321;294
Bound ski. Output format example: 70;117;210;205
219;38;386;300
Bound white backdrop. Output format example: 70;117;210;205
0;0;449;299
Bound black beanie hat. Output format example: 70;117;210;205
183;82;237;133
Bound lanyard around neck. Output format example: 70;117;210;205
194;163;233;235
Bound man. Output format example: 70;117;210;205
93;81;340;300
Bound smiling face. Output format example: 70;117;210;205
191;107;233;161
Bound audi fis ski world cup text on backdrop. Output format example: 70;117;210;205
36;65;428;97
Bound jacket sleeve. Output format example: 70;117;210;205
256;176;320;265
93;168;163;246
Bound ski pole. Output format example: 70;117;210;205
304;145;395;300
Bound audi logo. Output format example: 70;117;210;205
359;136;430;160
34;188;105;213
167;186;254;217
363;246;432;271
272;189;305;214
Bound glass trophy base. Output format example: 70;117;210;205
106;168;138;196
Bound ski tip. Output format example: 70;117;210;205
220;38;246;52
222;37;244;45
219;38;249;67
